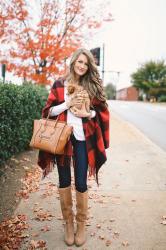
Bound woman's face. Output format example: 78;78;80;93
73;53;88;78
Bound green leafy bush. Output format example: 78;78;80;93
158;95;166;102
0;82;48;165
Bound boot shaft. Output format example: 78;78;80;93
59;186;73;221
58;186;74;246
76;190;88;222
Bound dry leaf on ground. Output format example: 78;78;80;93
122;241;129;247
105;239;112;246
0;214;29;249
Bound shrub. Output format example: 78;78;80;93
158;95;166;102
0;82;48;165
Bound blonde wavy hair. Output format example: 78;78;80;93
66;48;107;106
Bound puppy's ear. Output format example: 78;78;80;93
67;85;75;94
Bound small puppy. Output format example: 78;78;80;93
67;83;90;113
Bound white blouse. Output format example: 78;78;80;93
50;86;96;141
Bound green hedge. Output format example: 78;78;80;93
0;82;48;165
158;95;166;102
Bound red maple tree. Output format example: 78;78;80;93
0;0;112;85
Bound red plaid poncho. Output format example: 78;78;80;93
38;79;110;183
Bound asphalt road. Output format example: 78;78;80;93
108;100;166;152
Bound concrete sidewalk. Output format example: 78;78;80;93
16;113;166;250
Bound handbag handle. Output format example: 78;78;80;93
44;107;60;128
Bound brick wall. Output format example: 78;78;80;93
116;86;139;101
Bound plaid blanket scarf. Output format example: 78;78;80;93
38;79;110;184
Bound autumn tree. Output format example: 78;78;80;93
0;0;112;85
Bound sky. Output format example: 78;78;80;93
1;0;166;90
87;0;166;90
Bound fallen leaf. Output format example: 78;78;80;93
105;239;112;246
34;210;55;221
28;239;47;249
90;232;96;237
31;232;40;237
57;215;63;220
114;231;120;237
41;225;50;232
0;214;29;249
23;166;30;170
29;240;38;248
11;158;19;163
98;235;105;240
37;240;46;247
23;157;31;162
122;241;129;246
19;233;30;238
160;220;166;225
109;218;115;222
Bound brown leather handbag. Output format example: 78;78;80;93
29;114;73;155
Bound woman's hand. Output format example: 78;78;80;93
70;106;91;118
66;95;84;109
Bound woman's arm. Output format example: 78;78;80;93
49;102;68;117
49;97;85;117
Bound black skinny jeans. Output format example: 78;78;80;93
57;134;88;193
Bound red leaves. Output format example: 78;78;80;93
34;209;55;222
0;0;112;84
16;165;42;199
28;239;47;250
0;214;29;249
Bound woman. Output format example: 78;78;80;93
38;48;110;246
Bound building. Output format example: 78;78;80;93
116;86;139;101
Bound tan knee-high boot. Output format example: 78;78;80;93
75;190;88;246
59;186;74;246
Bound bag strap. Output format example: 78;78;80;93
45;107;60;127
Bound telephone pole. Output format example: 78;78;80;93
102;43;105;82
2;64;6;83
